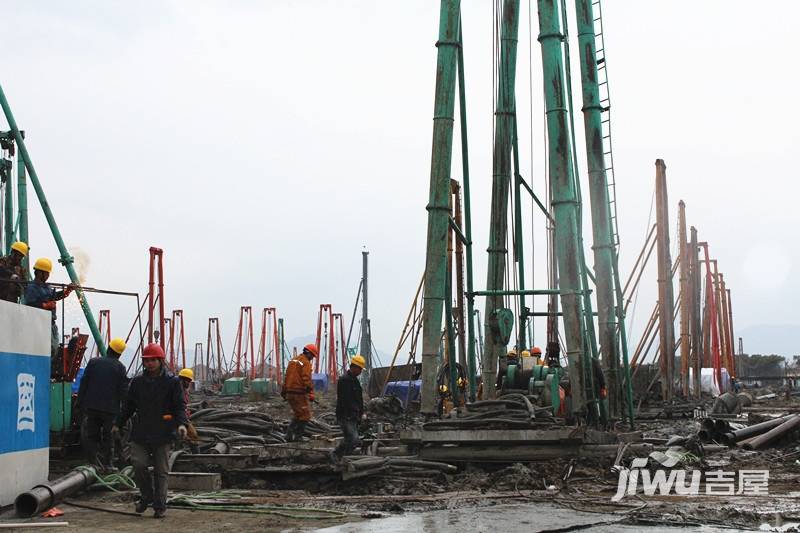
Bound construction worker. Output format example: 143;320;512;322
178;368;199;443
531;346;543;365
331;355;366;462
281;343;318;442
0;241;28;302
591;357;608;400
76;337;129;470
24;258;76;357
496;349;518;390
114;343;187;519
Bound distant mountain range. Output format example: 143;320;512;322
285;335;316;354
738;324;800;357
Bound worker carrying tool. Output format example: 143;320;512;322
24;257;76;357
76;337;129;471
281;343;318;442
178;368;199;443
114;343;187;519
0;241;28;302
330;354;366;462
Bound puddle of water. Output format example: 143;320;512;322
313;502;743;533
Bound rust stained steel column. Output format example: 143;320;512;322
194;343;203;380
700;244;722;389
327;305;336;381
420;0;461;414
334;312;346;376
719;274;732;377
207;317;224;381
271;308;281;382
147;247;165;348
678;201;690;398
727;288;736;378
482;0;521;400
711;262;729;381
689;227;702;397
314;304;336;380
654;160;675;401
171;309;186;370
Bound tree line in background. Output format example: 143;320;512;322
738;354;799;377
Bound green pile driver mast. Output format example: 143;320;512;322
419;0;634;427
0;84;106;355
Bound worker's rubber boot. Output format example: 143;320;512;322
134;499;149;514
285;421;296;442
295;421;308;442
153;509;166;519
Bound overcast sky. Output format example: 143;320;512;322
3;1;798;370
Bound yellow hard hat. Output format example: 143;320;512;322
507;349;518;357
11;242;28;256
439;384;448;393
108;338;127;355
351;354;366;369
33;257;52;273
178;368;194;381
521;350;531;357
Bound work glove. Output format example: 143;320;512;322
361;413;367;422
111;425;120;437
42;301;57;311
308;392;315;403
177;425;188;439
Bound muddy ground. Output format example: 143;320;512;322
2;390;799;531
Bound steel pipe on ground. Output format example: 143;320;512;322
15;467;97;517
742;415;800;450
724;415;794;445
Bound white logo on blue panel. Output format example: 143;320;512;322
17;373;35;432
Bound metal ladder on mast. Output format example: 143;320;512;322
592;0;620;250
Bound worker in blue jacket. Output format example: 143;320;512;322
24;257;75;356
76;337;129;470
114;343;187;519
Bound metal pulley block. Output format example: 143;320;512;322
490;308;514;345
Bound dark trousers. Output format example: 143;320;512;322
51;323;59;359
81;409;116;466
333;418;360;458
131;441;171;511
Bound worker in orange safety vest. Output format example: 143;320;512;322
281;343;319;441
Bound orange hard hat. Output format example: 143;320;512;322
142;343;166;359
303;343;319;358
532;346;542;355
